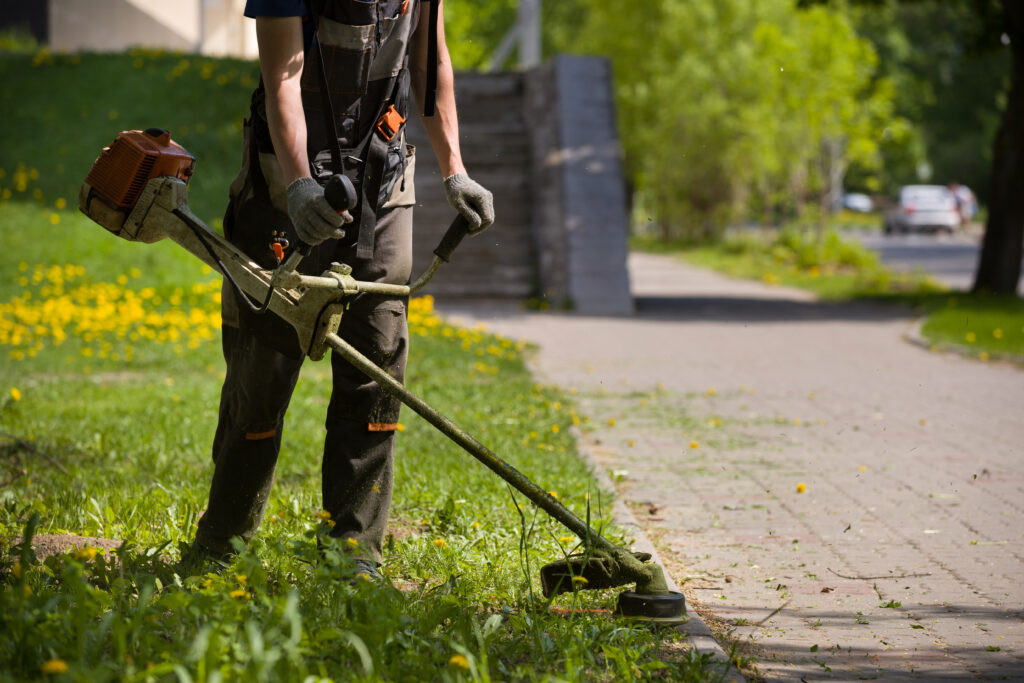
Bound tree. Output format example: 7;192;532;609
563;0;895;238
973;2;1022;293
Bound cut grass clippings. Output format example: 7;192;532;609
632;229;1023;361
0;48;717;681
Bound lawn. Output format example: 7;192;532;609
0;47;715;681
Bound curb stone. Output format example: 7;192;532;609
571;426;745;683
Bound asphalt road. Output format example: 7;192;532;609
852;231;983;290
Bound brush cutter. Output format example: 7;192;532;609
78;128;685;623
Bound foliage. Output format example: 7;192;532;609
0;50;715;681
562;0;899;238
846;0;1012;200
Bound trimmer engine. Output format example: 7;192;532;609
79;128;194;241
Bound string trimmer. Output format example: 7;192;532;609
78;128;685;623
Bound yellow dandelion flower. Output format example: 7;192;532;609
571;575;588;584
54;197;67;210
449;654;470;669
706;387;717;396
355;572;370;581
919;418;927;426
235;574;247;585
607;417;616;427
551;424;560;434
471;521;481;528
346;538;359;548
41;659;68;674
74;547;98;562
547;491;558;498
11;562;22;578
965;332;976;343
859;466;867;472
979;352;989;362
628;439;636;447
792;418;802;426
229;589;247;599
993;328;1004;339
10;388;21;402
689;441;699;449
558;536;574;544
433;538;447;549
796;482;807;493
315;509;332;522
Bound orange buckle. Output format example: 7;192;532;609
376;105;406;141
400;0;409;14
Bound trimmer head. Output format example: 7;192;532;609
540;548;686;623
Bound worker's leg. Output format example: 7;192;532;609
321;204;413;563
195;317;303;556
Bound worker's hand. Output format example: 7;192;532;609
443;173;495;235
286;177;351;246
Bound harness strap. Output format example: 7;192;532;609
423;0;439;116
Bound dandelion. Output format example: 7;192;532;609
571;575;588;584
607;417;616;427
228;589;247;599
558;536;574;544
10;388;21;401
41;659;68;674
74;547;98;562
793;418;801;426
449;654;470;669
706;387;717;396
859;466;867;472
796;482;807;493
235;574;247;585
54;197;67;210
547;491;558;498
979;352;989;362
689;441;699;449
628;439;636;447
993;328;1003;339
11;562;22;578
551;424;560;434
346;538;359;548
315;509;332;522
965;332;976;343
433;538;447;549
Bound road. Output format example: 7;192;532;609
441;252;1024;681
852;231;983;291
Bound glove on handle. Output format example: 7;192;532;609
443;173;495;235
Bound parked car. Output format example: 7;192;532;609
842;192;875;213
884;185;961;234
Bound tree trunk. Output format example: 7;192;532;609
973;4;1024;294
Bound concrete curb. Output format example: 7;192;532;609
571;426;746;683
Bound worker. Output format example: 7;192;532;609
186;0;495;579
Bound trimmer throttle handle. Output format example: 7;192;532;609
433;214;470;263
295;174;357;256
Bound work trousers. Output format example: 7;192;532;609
195;203;413;563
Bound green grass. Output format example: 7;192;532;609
633;228;1023;359
0;49;718;681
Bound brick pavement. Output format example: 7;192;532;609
441;252;1024;681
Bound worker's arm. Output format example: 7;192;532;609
410;0;494;234
255;16;345;244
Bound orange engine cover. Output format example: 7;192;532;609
85;128;194;210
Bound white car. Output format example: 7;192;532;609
884;185;962;234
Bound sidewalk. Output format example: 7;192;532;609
441;252;1024;681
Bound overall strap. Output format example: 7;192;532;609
423;0;439;116
307;3;344;177
355;64;409;260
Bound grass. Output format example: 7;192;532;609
0;49;720;680
632;228;1024;359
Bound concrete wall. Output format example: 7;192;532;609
48;0;256;57
408;56;633;314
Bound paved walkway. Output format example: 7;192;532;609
441;252;1024;681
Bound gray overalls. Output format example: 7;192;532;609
196;0;421;563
